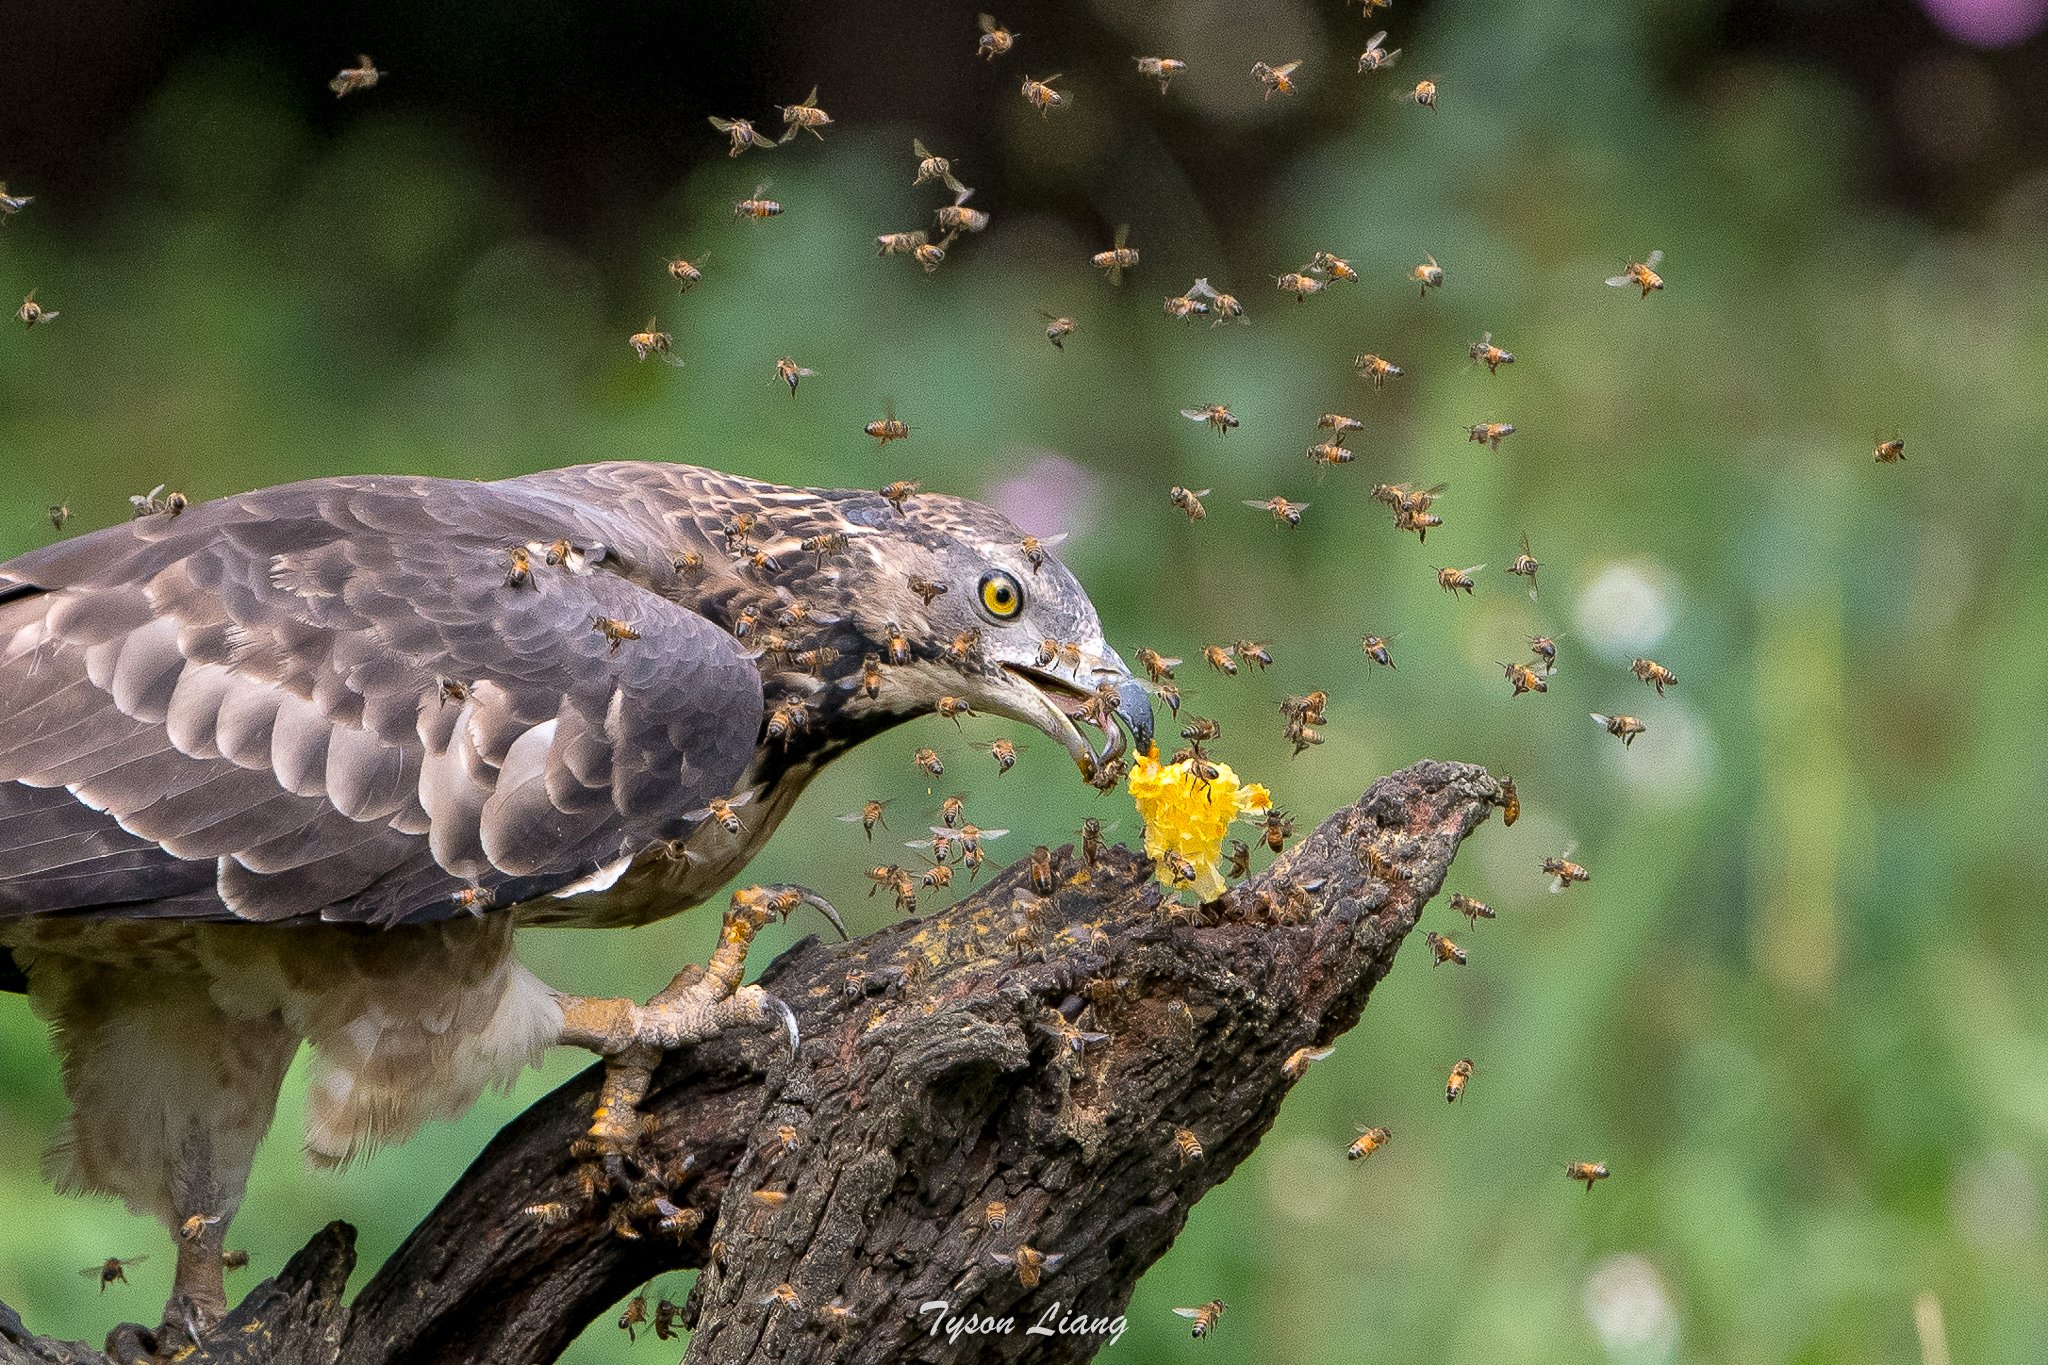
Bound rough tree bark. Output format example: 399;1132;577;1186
0;761;1504;1365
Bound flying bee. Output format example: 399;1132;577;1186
1135;55;1188;94
1874;433;1906;464
504;545;534;588
1502;661;1547;697
1202;644;1238;676
1354;352;1404;388
912;747;945;778
222;1250;250;1272
1630;657;1679;695
1020;531;1067;572
1348;1125;1392;1160
1410;254;1445;294
1446;1058;1473;1102
1467;421;1517;450
838;799;889;840
1251;59;1303;99
993;1245;1065;1289
777;86;833;142
48;501;70;531
1400;78;1439;110
665;253;706;290
708;115;776;157
1395;495;1443;539
1170;486;1213;522
977;13;1018;59
1361;634;1397;670
876;228;929;256
1591;712;1647;746
1451;893;1495;928
1283;1045;1334;1080
629;317;681;365
1529;635;1558;673
883;622;911;665
1161;850;1199;885
1181;403;1239;435
759;1283;803;1311
955;824;1006;861
735;182;783;220
1235;641;1275;670
1181;715;1222;744
1607;249;1665;297
1318;413;1366;436
1307;438;1355;467
1135;648;1180;683
1163;289;1211;322
1027;844;1055;893
1091;223;1139;283
934;696;975;726
935;194;990;235
911;138;960;190
1021;73;1066;117
593;616;640;651
696;794;750;835
328;54;381;98
978;738;1019;775
1567;1161;1611;1191
1357;31;1401;72
1435;564;1484;596
1282;691;1326;728
1040;311;1077;349
1188;276;1246;324
864;401;910;447
880;479;919;512
83;1257;149;1291
863;863;903;896
1156;680;1181;714
774;356;815;396
913;233;956;275
1222;838;1252;881
1499;775;1521;825
1542;847;1591;891
17;290;56;327
0;183;34;218
1089;755;1129;794
1173;1127;1205;1165
1261;808;1294;854
1245;496;1309;527
920;860;955;890
618;1294;649;1341
1307;250;1358;283
178;1213;223;1243
1276;271;1327;301
1174;1299;1226;1338
1507;534;1541;598
653;1297;685;1341
1425;930;1468;967
1469;331;1515;372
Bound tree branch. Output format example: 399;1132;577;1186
0;761;1502;1365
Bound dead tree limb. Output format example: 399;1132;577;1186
0;760;1502;1365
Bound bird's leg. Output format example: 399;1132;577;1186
554;884;843;1236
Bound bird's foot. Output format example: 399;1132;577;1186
555;884;843;1238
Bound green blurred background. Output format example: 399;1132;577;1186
3;0;2046;1360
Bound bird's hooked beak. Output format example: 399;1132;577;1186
995;646;1155;782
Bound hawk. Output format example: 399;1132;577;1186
0;461;1151;1333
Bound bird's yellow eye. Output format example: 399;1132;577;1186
978;570;1023;620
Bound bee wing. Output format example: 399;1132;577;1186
1241;499;1272;509
800;85;819;107
1191;489;1212;498
1605;271;1635;288
1188;275;1217;299
1039;532;1070;547
978;12;1000;34
1463;563;1487;574
1645;250;1664;267
752;181;772;195
1383;48;1403;65
708;115;736;132
912;137;934;159
1275;61;1302;76
1180;408;1213;423
942;172;968;197
1367;30;1388;46
836;811;872;823
1113;222;1129;248
1173;1308;1203;1320
974;828;1010;840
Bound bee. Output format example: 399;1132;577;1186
912;747;945;778
48;502;70;531
1446;1058;1474;1103
1021;73;1066;117
1348;1125;1392;1160
1181;403;1239;435
977;738;1018;775
934;696;975;726
1354;352;1404;388
83;1256;149;1291
1499;774;1521;826
774;356;816;397
978;1200;1008;1232
1591;712;1647;746
328;54;381;98
911;138;960;190
955;823;1006;861
1469;331;1515;373
1135;56;1188;94
765;695;811;743
1235;641;1275;670
1506;534;1541;599
977;13;1019;59
618;1293;649;1341
17;290;56;327
1542;847;1591;891
879;480;920;513
708;115;776;157
777;86;833;142
1400;77;1439;110
1245;496;1309;528
1175;1299;1226;1338
1202;644;1238;676
522;1200;571;1228
1078;678;1125;733
1155;680;1182;714
1529;635;1558;674
913;232;956;275
1224;838;1253;881
1135;648;1180;683
1466;421;1517;450
936;190;990;235
732;606;762;640
759;1283;803;1311
1078;817;1107;869
1502;661;1548;697
221;1249;250;1272
700;795;749;835
839;799;889;840
1425;930;1468;966
1435;564;1484;596
1283;1045;1334;1080
1276;271;1327;300
920;860;955;890
864;863;903;897
1261;808;1295;854
864;401;910;447
1307;438;1355;467
653;1297;685;1341
993;1245;1065;1289
629;317;681;365
1307;250;1358;283
178;1213;223;1243
1020;531;1067;572
1173;1127;1205;1165
1357;31;1401;72
1410;254;1445;295
665;253;706;291
1163;289;1211;322
734;182;783;220
883;622;911;665
1282;691;1327;729
1091;223;1139;283
1361;634;1397;670
903;574;947;607
1251;59;1303;100
436;676;473;709
947;626;983;666
593;616;640;651
1318;413;1366;436
0;182;34;218
1450;893;1495;928
876;228;929;256
1630;657;1679;695
1040;311;1078;349
1028;844;1055;893
1567;1161;1611;1191
503;545;535;589
1607;249;1665;297
1170;486;1213;522
1874;433;1906;464
1181;715;1222;744
1088;755;1129;792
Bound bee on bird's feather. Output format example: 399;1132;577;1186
1354;352;1404;388
328;54;382;98
977;13;1018;59
876;229;929;257
708;114;776;157
912;747;944;778
735;182;783;220
936;186;990;234
1529;635;1558;674
880;480;920;512
449;883;495;914
914;232;956;275
1874;432;1906;464
1410;254;1445;295
504;546;534;588
1630;657;1678;695
18;290;57;327
1163;288;1211;322
1591;712;1647;746
1607;249;1665;297
1399;77;1439;110
1507;534;1541;598
1502;661;1547;697
0;182;35;219
1135;56;1188;94
977;738;1019;775
1020;532;1067;572
882;622;911;665
1170;486;1212;522
1451;893;1495;928
1181;403;1239;435
1187;276;1246;324
178;1213;223;1243
1021;73;1066;117
1283;1045;1334;1080
1175;1299;1226;1338
911;138;961;190
1467;421;1517;450
593;616;641;651
946;626;983;666
618;1294;649;1341
1172;1127;1205;1165
777;86;832;142
1277;271;1327;301
1542;846;1590;891
1567;1161;1611;1191
1435;564;1484;596
665;253;706;291
1470;331;1515;372
1499;775;1521;825
1446;1058;1474;1102
993;1245;1065;1289
865;401;909;447
1361;634;1397;670
1091;224;1139;284
1348;1125;1392;1160
1246;496;1309;527
629;318;681;365
1040;311;1077;349
1307;250;1359;283
1251;59;1302;99
838;799;889;839
774;356;815;396
83;1256;149;1291
907;575;947;607
1357;31;1401;72
1425;930;1468;966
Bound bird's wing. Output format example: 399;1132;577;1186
0;475;761;927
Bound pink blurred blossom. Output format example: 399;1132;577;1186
1920;0;2048;46
985;451;1102;541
